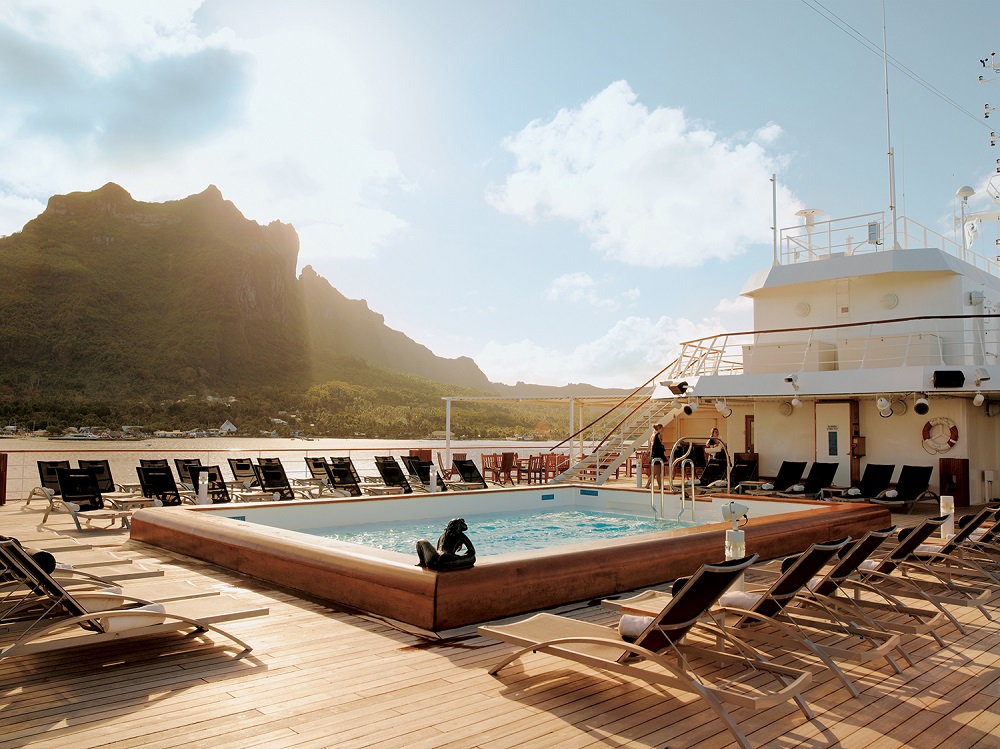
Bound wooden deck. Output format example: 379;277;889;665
2;499;999;749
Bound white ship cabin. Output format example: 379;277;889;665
652;208;1000;506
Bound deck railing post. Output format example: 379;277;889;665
0;453;6;506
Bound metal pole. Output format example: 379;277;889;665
444;398;452;464
771;173;778;266
882;0;901;250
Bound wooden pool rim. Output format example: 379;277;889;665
130;492;891;631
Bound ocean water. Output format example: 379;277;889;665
0;436;561;499
312;508;691;556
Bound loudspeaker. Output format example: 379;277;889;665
932;370;966;388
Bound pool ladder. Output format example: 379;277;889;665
672;457;696;523
650;459;665;519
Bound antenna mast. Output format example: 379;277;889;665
883;0;901;250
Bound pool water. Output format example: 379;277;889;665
309;508;694;556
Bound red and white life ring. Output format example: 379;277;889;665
922;417;958;454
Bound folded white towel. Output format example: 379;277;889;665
859;559;878;572
790;484;805;492
884;489;898;499
846;487;861;496
719;591;762;609
761;483;774;491
618;614;654;639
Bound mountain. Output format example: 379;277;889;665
0;183;493;397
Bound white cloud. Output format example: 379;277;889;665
544;272;618;309
487;80;802;268
0;5;408;260
475;314;724;388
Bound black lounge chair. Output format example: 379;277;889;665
481;554;814;749
41;468;132;531
187;465;232;504
869;465;936;513
173;459;203;489
837;463;896;502
227;457;260;489
778;462;839;498
136;465;191;507
253;462;310;500
374;456;413;494
452;459;488;489
26;460;71;507
139;458;169;468
744;460;806;494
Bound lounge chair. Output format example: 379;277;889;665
452;459;488;489
743;460;807;494
777;462;839;499
303;457;339;496
136;465;194;506
480;554;813;749
0;539;267;660
610;538;905;698
374;456;413;494
227;457;260;489
77;459;143;500
327;458;400;496
253;462;312;500
835;463;895;502
41;468;133;531
869;465;937;513
173;458;203;490
25;460;70;508
187;465;232;504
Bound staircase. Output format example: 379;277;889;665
552;397;679;485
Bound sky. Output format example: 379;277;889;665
1;0;998;389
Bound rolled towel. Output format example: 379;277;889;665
718;590;762;609
806;576;823;591
73;587;126;612
883;489;898;499
846;487;861;496
618;614;654;640
859;559;878;572
761;483;775;491
99;602;167;633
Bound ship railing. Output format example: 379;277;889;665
663;313;1000;381
778;213;998;276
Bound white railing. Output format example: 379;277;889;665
778;214;999;275
664;314;1000;381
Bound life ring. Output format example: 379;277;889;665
922;417;958;454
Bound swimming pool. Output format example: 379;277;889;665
311;508;695;555
131;484;892;631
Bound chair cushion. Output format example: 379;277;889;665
99;602;167;633
618;614;654;640
719;590;762;609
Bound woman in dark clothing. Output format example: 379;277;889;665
646;423;666;489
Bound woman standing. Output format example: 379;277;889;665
646;423;666;489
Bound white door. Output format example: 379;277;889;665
815;403;851;486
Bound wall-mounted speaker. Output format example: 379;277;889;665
932;370;966;388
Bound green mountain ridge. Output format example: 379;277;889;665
0;184;632;422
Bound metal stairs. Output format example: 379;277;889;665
553;397;679;485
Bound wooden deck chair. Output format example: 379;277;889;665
227;457;260;489
481;554;814;749
452;459;488;489
41;469;132;531
25;460;70;508
374;457;413;494
778;462;839;498
516;454;545;485
494;452;517;486
838;463;895;502
136;465;192;507
869;464;936;513
0;539;266;660
435;452;456;480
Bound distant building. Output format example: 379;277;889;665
219;420;237;434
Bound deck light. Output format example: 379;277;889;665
790;396;802;409
877;396;893;418
914;393;930;415
975;391;986;407
683;399;699;415
975;367;991;386
722;501;749;532
715;399;733;418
